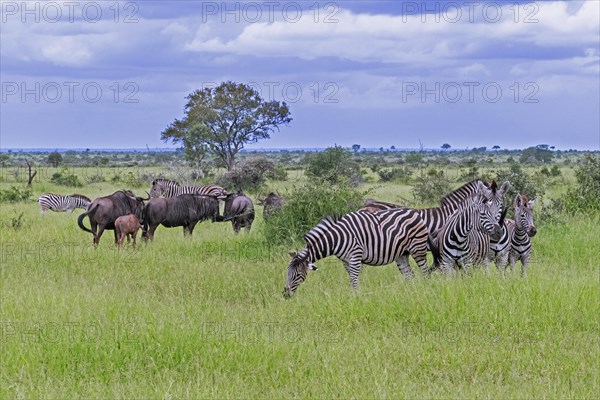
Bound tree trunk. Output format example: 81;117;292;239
26;161;37;186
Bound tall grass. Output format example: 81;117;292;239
0;179;598;398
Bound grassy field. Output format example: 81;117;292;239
1;175;599;398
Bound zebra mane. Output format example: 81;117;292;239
153;178;180;186
440;179;487;208
70;194;91;201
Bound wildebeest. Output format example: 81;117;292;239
216;191;255;233
257;192;284;219
142;194;219;240
78;190;146;245
115;214;142;248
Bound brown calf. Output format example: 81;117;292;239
114;214;141;247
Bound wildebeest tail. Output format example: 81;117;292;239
77;203;98;234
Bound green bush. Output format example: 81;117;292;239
495;163;545;201
0;186;32;203
565;155;600;213
50;168;83;187
266;164;288;181
411;168;452;206
305;146;361;184
217;157;274;193
378;166;413;183
261;179;366;246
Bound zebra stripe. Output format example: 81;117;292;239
38;193;91;214
149;178;227;199
283;208;429;297
430;182;503;273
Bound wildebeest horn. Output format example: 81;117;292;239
142;191;151;200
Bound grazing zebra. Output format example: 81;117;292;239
37;193;91;214
360;180;510;238
429;181;503;273
283;208;430;298
149;179;227;199
488;194;537;277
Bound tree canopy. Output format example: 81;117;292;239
161;81;292;170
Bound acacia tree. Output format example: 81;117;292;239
161;81;292;171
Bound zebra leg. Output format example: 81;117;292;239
343;259;361;289
508;251;517;274
521;254;530;278
497;251;509;276
396;254;415;278
412;251;430;276
484;253;492;275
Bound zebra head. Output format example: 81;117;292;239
283;249;317;299
485;180;511;223
475;181;503;241
515;194;537;237
149;179;175;198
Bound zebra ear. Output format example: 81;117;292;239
499;181;511;195
515;194;522;207
289;252;297;258
528;199;535;208
476;180;487;195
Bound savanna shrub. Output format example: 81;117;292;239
495;163;545;201
378;166;413;183
266;165;288;181
0;186;32;203
261;179;366;245
565;155;600;213
50;168;83;187
412;168;452;206
305;146;361;184
217;157;274;193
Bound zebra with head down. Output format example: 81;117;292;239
283;207;430;298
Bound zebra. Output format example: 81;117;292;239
283;208;430;298
360;179;510;239
487;194;537;277
149;178;227;199
37;193;91;214
429;181;503;273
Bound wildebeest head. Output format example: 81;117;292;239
258;192;284;219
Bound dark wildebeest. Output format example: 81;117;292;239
78;190;146;245
115;214;142;248
142;194;219;240
257;192;284;220
216;191;255;233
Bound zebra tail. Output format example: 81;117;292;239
77;205;96;234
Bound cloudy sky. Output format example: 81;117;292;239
1;0;598;150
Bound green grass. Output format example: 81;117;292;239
1;179;599;398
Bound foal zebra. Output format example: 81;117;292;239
283;208;430;297
429;181;503;273
487;194;536;277
149;179;227;199
37;193;91;214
